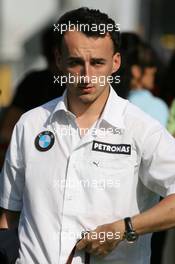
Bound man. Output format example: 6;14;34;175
0;7;175;264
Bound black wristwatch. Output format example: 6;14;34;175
123;217;138;243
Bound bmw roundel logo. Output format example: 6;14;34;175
35;131;55;151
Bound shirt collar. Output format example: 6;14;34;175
49;89;74;123
53;89;68;113
99;85;128;129
49;85;128;129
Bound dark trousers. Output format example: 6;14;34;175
0;228;19;264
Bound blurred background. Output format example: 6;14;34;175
0;1;175;263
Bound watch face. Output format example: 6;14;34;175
126;231;138;243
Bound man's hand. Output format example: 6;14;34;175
76;220;125;258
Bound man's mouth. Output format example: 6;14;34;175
78;84;95;93
80;85;95;93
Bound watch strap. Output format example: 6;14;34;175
124;217;133;233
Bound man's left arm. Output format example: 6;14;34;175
132;193;175;234
76;194;175;257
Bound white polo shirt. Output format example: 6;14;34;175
1;86;175;264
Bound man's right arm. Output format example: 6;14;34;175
0;208;20;229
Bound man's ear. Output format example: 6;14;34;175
112;52;121;74
131;65;142;79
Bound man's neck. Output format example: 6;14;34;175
67;87;110;118
67;87;110;132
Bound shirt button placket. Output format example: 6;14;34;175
60;153;78;263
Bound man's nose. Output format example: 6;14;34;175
81;63;92;80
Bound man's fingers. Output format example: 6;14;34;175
76;238;88;250
99;249;109;257
76;230;91;250
76;227;119;257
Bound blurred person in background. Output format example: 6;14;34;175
120;39;169;126
119;34;169;264
165;97;175;264
0;26;65;170
161;50;175;264
160;50;175;106
163;50;175;135
113;32;143;99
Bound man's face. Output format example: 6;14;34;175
57;30;120;105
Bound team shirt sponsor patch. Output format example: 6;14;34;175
35;131;55;151
92;140;131;155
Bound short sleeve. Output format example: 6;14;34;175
139;125;175;197
0;120;25;211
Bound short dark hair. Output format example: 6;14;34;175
54;7;120;53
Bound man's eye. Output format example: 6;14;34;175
68;60;82;67
68;62;78;66
91;61;105;66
